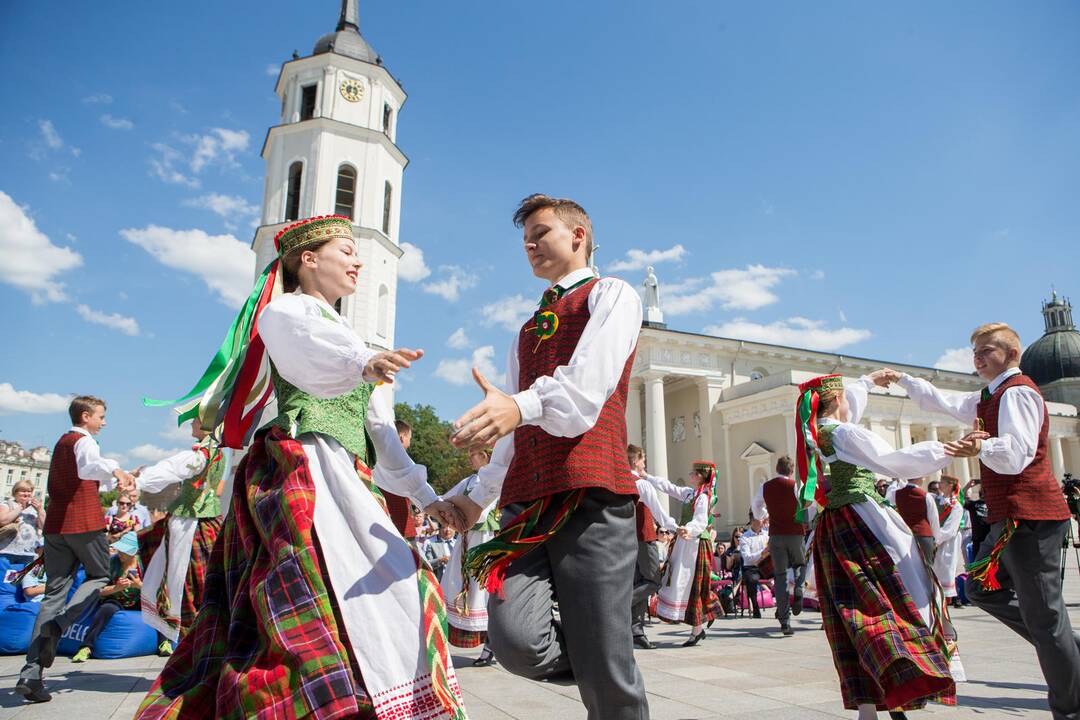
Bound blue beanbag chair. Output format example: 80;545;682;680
0;602;39;653
0;594;158;658
0;557;18;610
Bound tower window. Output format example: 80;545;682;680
335;164;357;219
382;181;393;235
285;162;303;222
300;84;318;121
383;103;393;135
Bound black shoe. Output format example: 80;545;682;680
752;609;762;619
633;635;654;650
37;620;61;669
781;623;794;636
472;649;496;667
889;712;909;720
15;678;51;704
950;598;963;609
682;630;706;647
792;593;803;616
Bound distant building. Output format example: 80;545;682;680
0;441;50;499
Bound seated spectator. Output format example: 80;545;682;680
0;481;44;565
722;527;744;582
738;517;770;618
656;529;674;564
20;545;47;602
105;494;141;543
424;524;457;581
72;532;147;662
411;507;435;540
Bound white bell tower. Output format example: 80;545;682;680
253;0;406;350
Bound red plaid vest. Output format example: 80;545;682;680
635;500;657;542
894;485;933;537
383;491;416;539
501;278;638;506
43;431;107;535
977;373;1070;523
762;476;806;536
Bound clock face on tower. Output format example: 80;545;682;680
339;78;364;103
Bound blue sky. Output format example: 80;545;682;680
2;1;1078;463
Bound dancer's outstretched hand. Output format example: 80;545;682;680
944;422;991;458
363;348;424;384
446;495;484;532
450;369;520;450
424;500;466;532
868;368;901;388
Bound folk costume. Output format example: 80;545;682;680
900;368;1079;718
134;435;225;643
439;474;498;649
932;481;965;599
887;481;942;565
631;472;677;647
649;464;724;636
463;267;648;720
751;474;808;631
797;375;958;713
137;216;466;720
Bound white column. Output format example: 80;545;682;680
784;411;798;463
644;374;668;482
1050;435;1066;480
899;422;913;448
926;424;942;483
1068;437;1080;475
625;380;643;449
721;423;734;524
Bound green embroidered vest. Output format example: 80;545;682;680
167;436;224;519
268;369;373;463
816;423;883;509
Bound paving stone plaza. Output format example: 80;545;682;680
1;555;1076;720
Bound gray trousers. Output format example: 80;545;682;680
915;534;936;564
768;534;806;625
968;519;1080;720
20;531;110;681
488;489;648;720
631;540;660;637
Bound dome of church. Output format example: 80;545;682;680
313;0;379;64
1020;291;1080;386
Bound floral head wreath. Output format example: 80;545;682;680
793;374;844;522
144;216;354;449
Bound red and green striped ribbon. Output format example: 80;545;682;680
794;389;828;523
966;519;1016;591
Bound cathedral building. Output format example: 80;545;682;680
631;275;1080;530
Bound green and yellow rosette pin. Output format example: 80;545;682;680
527;310;559;352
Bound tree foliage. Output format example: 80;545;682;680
394;402;474;495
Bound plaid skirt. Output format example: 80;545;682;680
447;625;487;649
138;515;223;639
136;428;375;720
683;539;723;627
813;504;955;711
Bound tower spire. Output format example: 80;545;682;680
337;0;359;32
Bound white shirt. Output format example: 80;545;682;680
820;377;953;481
137;448;207;494
259;291;438;510
69;426;121;493
738;527;770;566
471;268;643;508
885;480;943;540
634;475;677;531
899;367;1043;476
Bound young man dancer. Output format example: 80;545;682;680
883;322;1080;719
17;396;135;703
751;455;806;635
449;194;647;719
627;444;677;649
887;478;941;563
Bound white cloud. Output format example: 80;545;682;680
0;383;72;415
160;420;194;443
0;191;83;302
100;114;134;130
266;64;280;77
39;120;63;149
127;444;185;463
810;270;826;280
75;304;140;336
434;345;506;388
608;244;687;273
423;265;478;302
149;143;199;187
447;328;470;349
82;93;113;104
48;170;69;183
183;193;259;228
933;348;973;373
703;317;871;352
189;128;250;173
121;225;255;307
665;265;795;316
398;242;431;282
480;294;536;332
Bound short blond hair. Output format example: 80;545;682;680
11;480;34;496
970;322;1022;354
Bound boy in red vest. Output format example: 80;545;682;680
882;322;1079;719
448;194;647;719
627;444;677;649
750;455;807;636
382;420;418;544
16;396;135;704
886;477;941;563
